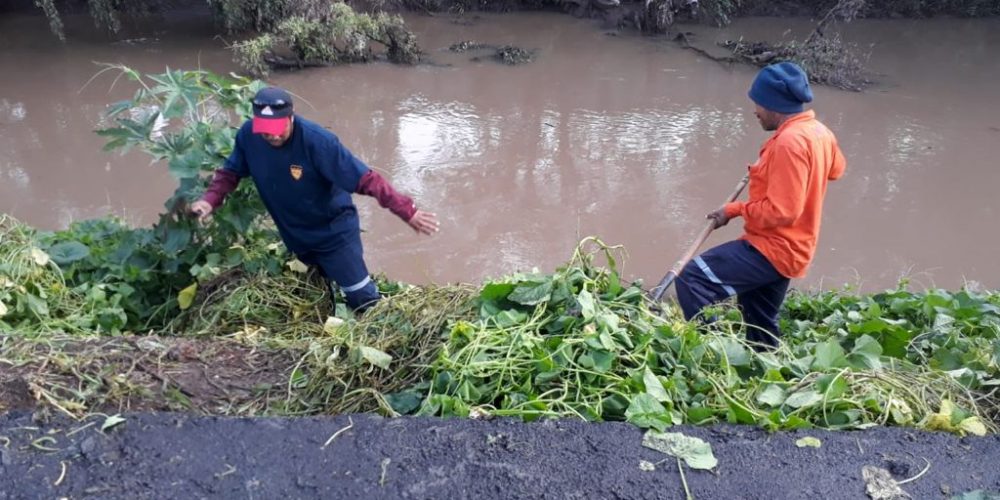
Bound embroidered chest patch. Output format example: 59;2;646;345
290;165;303;180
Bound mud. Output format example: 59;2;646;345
0;411;998;499
0;336;298;416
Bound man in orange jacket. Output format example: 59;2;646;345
675;62;846;349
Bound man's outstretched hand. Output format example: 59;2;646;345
190;200;214;222
408;210;439;235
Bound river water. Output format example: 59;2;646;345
1;9;998;291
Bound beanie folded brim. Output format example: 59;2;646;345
748;62;813;114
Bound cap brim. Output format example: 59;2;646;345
252;117;288;135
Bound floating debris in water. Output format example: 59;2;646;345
448;40;495;52
495;45;534;65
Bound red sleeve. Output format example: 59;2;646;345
201;169;240;208
356;170;417;222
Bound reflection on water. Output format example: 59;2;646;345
881;117;942;204
0;99;27;124
1;11;999;290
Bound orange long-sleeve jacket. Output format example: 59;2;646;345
724;110;846;278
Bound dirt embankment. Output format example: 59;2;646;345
0;411;998;499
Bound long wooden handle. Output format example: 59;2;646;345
648;174;750;303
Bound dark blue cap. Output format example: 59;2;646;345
252;87;294;119
748;62;813;114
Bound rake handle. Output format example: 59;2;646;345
649;174;750;303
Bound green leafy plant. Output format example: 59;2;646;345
367;239;1000;435
25;66;287;330
228;2;419;76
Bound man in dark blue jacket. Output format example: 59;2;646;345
190;87;439;313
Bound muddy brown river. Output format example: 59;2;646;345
1;9;998;291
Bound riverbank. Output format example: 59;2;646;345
2;411;999;499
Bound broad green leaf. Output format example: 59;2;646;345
757;384;788;407
626;394;671;431
599;331;616;351
795;436;821;448
493;309;528;328
784;390;823;409
456;380;482;401
177;283;197;310
167;152;203;180
812;340;847;370
385;390;423;415
601;394;630;418
534;371;561;385
686;407;716;424
508;280;553;306
354;346;393;370
876;329;913;359
817;374;848;400
607;269;623;298
852;334;882;357
712;338;751;367
597;313;621;334
643;367;669;403
933;348;964;371
585;350;614;373
25;293;50;317
823;410;862;427
0;300;7;317
162;226;191;255
47;241;91;265
578;290;596;321
728;400;756;425
779;414;812;431
847;336;883;370
641;430;718;470
480;283;515;302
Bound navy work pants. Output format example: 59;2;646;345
674;240;790;348
298;236;380;313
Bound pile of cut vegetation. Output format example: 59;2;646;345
4;221;998;436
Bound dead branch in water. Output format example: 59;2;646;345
804;0;866;47
686;0;872;91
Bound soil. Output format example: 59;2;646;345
0;411;998;499
4;335;1000;497
0;336;299;416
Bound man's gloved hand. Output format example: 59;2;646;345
706;207;731;229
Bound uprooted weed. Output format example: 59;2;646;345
3;226;998;435
397;239;997;436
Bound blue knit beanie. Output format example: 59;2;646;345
748;62;813;114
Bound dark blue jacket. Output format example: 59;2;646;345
223;116;370;254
